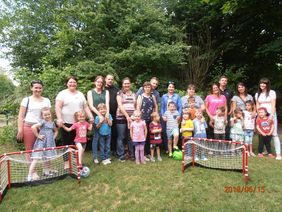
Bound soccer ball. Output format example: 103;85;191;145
173;150;182;161
80;166;90;178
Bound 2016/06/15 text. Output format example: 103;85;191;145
224;186;265;193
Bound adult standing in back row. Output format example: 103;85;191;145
87;76;110;164
255;78;281;160
105;74;119;156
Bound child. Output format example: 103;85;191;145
162;102;180;157
62;110;92;169
187;96;197;119
180;111;194;160
243;100;256;156
95;103;113;165
27;107;58;181
256;107;274;158
130;110;147;164
230;108;245;142
193;109;208;161
149;112;162;162
210;106;227;140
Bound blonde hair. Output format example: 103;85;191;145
74;110;86;122
151;112;160;120
97;103;107;110
40;107;51;117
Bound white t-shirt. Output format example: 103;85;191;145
243;111;255;130
255;90;276;114
56;89;87;124
21;96;51;124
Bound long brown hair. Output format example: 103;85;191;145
257;78;271;98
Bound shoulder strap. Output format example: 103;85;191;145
24;97;29;118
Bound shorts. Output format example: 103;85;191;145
75;142;87;150
133;141;146;146
150;143;161;149
244;130;254;145
166;128;179;139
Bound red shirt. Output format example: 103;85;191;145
71;121;90;143
149;122;162;144
256;117;273;135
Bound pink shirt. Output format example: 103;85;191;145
71;121;90;143
130;120;146;142
205;95;226;116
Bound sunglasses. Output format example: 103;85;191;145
31;80;43;86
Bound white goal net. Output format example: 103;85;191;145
182;138;248;183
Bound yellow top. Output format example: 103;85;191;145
181;119;194;138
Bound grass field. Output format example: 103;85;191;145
0;139;282;212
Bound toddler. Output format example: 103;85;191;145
149;112;162;162
211;106;227;140
181;111;194;160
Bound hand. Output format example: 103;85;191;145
269;115;274;121
98;115;104;123
37;134;45;140
89;117;94;124
16;130;23;141
56;119;63;128
162;117;167;122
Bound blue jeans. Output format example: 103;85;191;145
92;127;99;160
99;134;111;161
116;123;134;159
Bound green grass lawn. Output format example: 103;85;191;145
0;140;282;211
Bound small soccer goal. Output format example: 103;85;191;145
0;145;80;202
182;138;248;183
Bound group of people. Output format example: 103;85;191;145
16;75;281;180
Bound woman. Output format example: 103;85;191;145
87;76;110;164
116;77;136;162
205;83;227;138
255;78;281;160
231;82;254;113
16;80;51;180
160;81;182;152
181;84;205;111
137;81;158;160
55;76;94;168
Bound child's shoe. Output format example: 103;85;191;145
93;159;99;164
276;155;282;160
268;154;275;159
173;146;179;151
144;155;150;162
250;152;256;157
102;160;108;165
106;159;111;164
168;152;173;158
258;153;264;158
27;175;33;182
136;161;140;165
150;156;155;162
157;156;162;162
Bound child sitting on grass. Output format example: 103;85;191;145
256;107;274;158
149;112;162;162
162;102;180;158
94;103;112;165
28;107;58;181
130;110;147;164
62;110;92;170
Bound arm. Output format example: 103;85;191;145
224;98;228;118
130;125;133;140
31;123;44;140
95;117;104;129
269;123;274;135
88;123;93;131
256;124;265;136
177;95;182;115
230;100;236;116
87;90;101;117
55;99;64;128
230;118;235;127
136;95;142;111
205;98;213;120
144;123;147;139
54;127;58;140
107;115;113;127
16;105;27;140
62;124;73;132
160;96;166;116
117;95;131;122
83;103;94;123
152;95;158;112
270;98;276;120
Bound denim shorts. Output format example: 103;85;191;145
166;128;179;139
244;130;254;145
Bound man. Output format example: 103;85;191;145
105;74;119;155
136;77;160;103
219;75;234;140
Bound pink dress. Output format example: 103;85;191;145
130;120;146;142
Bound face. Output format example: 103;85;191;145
144;85;152;94
150;79;158;90
258;110;266;118
187;87;195;96
182;113;189;120
188;100;195;108
67;78;77;91
154;114;160;122
195;111;202;119
77;113;86;122
167;84;175;94
31;83;43;96
212;85;219;94
168;103;176;111
42;110;51;121
219;77;227;87
105;75;114;86
95;77;104;89
99;108;107;116
260;83;267;91
237;85;245;94
134;112;141;121
236;111;243;118
122;80;131;91
216;109;223;116
245;103;252;111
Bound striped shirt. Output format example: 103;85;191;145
116;91;136;124
163;110;180;130
149;122;162;144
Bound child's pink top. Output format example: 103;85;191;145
130;120;146;142
205;95;226;116
71;121;90;143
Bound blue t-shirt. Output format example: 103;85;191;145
95;114;112;136
193;119;207;138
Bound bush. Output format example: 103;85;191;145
0;126;25;150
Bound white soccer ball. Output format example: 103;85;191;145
80;166;90;178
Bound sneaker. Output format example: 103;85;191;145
150;156;155;162
145;156;150;162
247;152;250;157
194;157;199;161
168;152;173;158
157;156;162;162
268;154;275;159
102;160;108;165
27;175;32;182
201;157;208;161
141;161;146;165
106;159;111;164
136;161;140;165
250;152;256;157
262;151;268;155
173;146;179;151
276;155;282;160
93;159;99;164
258;153;264;158
119;157;125;162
